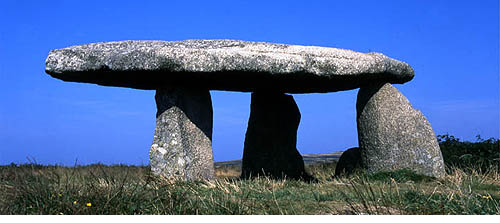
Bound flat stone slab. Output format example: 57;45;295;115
45;40;414;93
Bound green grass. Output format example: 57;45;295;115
364;169;435;183
1;162;499;215
1;135;499;215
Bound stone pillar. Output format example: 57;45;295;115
241;92;309;180
356;83;445;178
149;88;215;181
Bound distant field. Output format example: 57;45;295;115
214;151;342;169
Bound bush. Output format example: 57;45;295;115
438;134;500;172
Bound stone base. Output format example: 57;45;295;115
149;88;215;181
334;147;362;177
356;83;445;178
241;92;310;180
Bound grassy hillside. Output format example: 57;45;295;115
0;135;498;215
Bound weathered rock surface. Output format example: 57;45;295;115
334;147;362;177
45;40;414;93
241;92;310;180
356;83;445;178
150;88;215;181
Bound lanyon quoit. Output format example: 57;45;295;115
45;39;445;180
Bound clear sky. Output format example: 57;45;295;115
1;0;498;165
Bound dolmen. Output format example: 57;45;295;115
45;40;446;180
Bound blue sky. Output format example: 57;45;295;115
1;0;498;165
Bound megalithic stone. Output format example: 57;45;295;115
356;83;445;178
149;88;215;181
241;92;309;180
334;147;362;177
45;40;414;93
44;40;417;182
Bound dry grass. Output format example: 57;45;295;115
215;165;241;179
0;162;499;215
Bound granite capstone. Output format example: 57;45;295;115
45;40;414;93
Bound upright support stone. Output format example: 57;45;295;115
356;83;445;178
149;88;215;181
241;92;309;180
334;147;362;177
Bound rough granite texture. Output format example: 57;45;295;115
356;83;445;178
45;40;414;93
241;92;310;180
149;88;215;181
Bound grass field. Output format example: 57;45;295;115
1;161;499;215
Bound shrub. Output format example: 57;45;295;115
438;134;500;172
